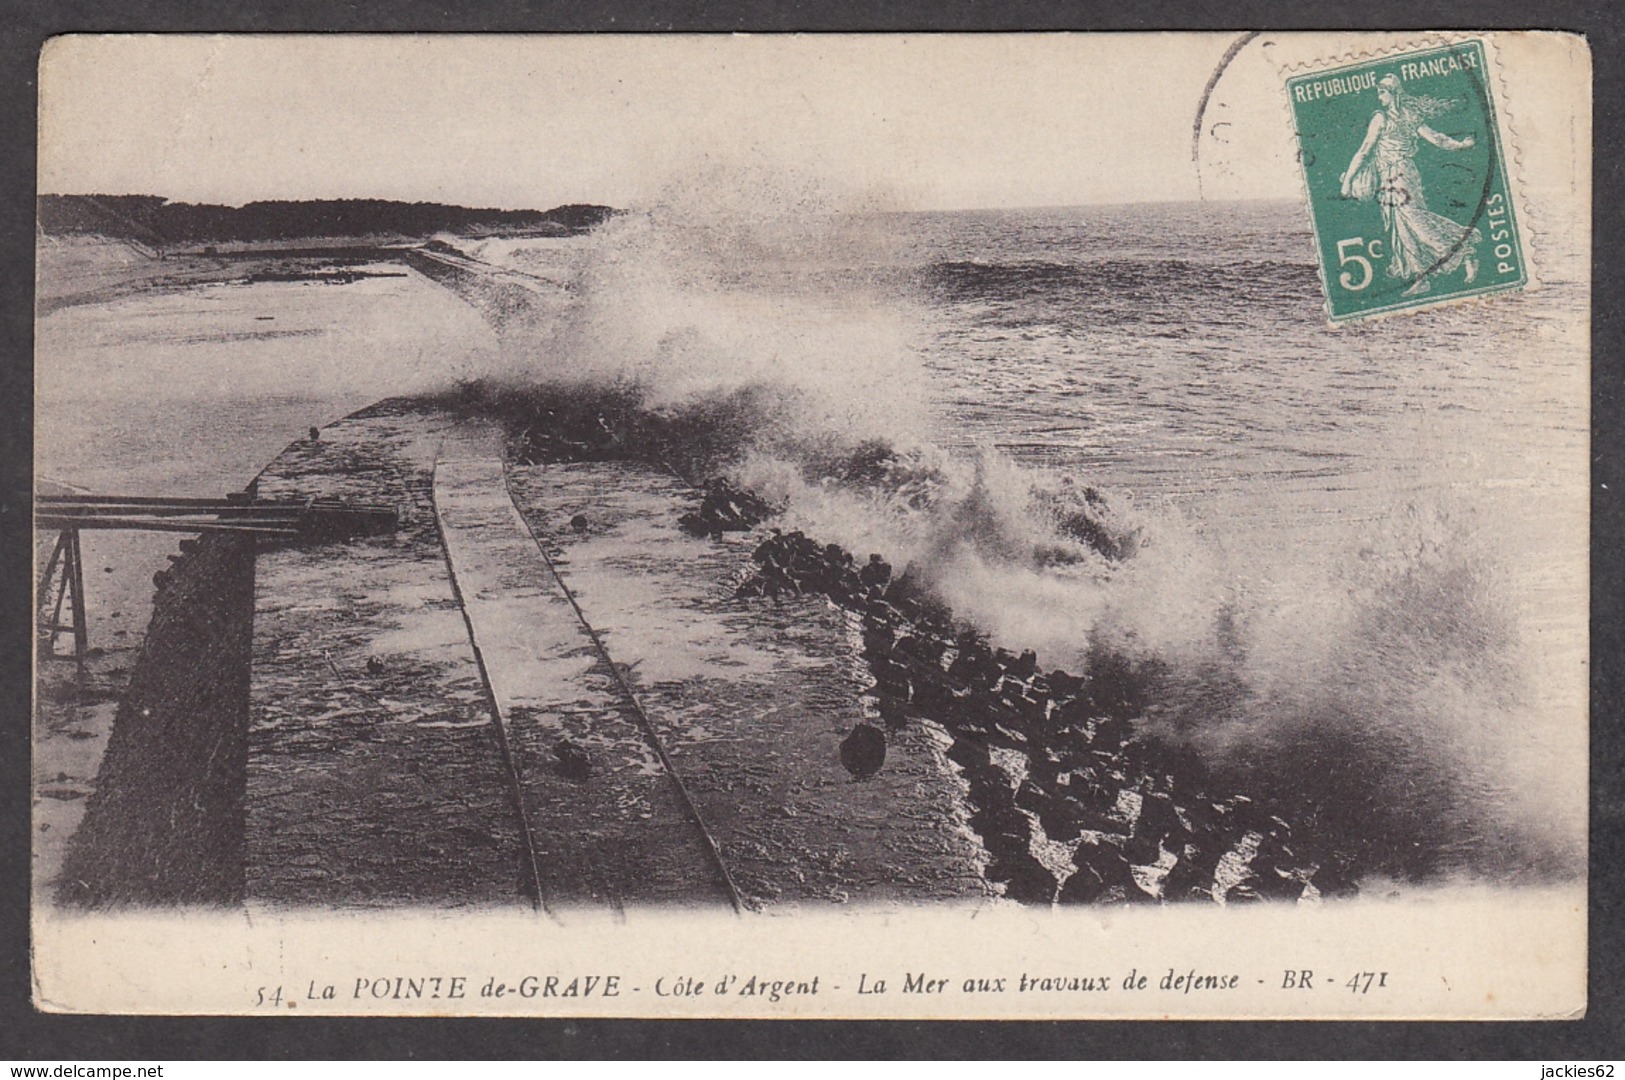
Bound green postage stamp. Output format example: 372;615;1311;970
1287;40;1529;322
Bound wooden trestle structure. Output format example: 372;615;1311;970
35;491;395;665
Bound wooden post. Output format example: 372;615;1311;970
68;528;88;665
36;530;65;616
36;527;88;665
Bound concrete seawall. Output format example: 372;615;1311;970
397;249;542;329
50;397;993;910
57;530;256;906
245;402;530;907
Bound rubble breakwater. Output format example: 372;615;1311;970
690;490;1347;905
483;384;1349;905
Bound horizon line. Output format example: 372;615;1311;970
37;191;1300;214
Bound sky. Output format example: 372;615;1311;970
35;33;1422;211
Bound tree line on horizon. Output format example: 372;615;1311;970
37;194;618;246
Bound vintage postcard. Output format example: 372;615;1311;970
31;32;1589;1018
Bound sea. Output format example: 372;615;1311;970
34;196;1589;885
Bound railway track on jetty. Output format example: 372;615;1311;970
66;395;1337;910
431;421;744;914
233;399;984;911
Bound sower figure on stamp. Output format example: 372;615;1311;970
1340;72;1481;296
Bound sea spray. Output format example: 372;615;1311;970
425;174;1582;888
1187;498;1583;881
484;167;934;453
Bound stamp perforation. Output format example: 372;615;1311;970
1272;31;1539;324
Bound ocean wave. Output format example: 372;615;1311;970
924;257;1321;305
420;166;1582;887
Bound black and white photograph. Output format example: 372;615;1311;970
29;32;1589;1019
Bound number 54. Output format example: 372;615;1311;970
1336;237;1385;291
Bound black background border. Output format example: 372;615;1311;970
2;0;1619;1060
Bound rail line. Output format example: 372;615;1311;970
427;459;552;915
431;428;743;913
500;465;746;914
408;250;746;911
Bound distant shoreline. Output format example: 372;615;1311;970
37;194;619;249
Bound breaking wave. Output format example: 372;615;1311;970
433;167;1584;886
